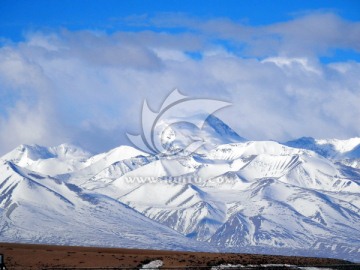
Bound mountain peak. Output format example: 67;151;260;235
284;136;360;159
2;143;91;165
2;144;56;167
49;143;91;159
157;114;246;155
204;114;246;143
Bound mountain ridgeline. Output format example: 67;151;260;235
0;116;359;262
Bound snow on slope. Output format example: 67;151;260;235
1;144;91;175
285;137;360;170
0;144;148;179
158;115;246;155
0;160;215;251
208;178;360;253
120;181;227;241
202;141;360;192
69;145;149;185
285;137;360;159
109;141;360;261
1;116;360;261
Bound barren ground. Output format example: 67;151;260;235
0;242;353;269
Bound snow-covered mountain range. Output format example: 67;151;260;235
1;116;359;262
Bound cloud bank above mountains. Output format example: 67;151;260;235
0;12;360;154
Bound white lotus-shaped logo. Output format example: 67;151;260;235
126;89;230;155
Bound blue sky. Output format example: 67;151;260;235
1;1;360;34
0;1;360;154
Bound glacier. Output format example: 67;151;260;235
1;116;360;262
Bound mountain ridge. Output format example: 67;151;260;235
1;117;360;262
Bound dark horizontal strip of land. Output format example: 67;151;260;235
0;242;356;270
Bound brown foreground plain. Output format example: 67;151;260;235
0;242;355;269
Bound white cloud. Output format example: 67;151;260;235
170;12;360;57
0;101;64;148
0;13;359;155
262;57;321;75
